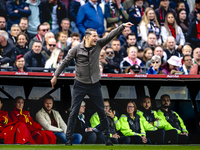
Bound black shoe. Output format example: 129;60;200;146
65;139;73;146
104;135;113;146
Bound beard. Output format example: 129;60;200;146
162;104;169;109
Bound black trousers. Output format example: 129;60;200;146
165;129;178;144
66;80;109;140
81;132;97;144
146;129;165;144
111;136;131;144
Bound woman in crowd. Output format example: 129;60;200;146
177;9;189;37
146;55;164;74
10;96;57;144
161;55;182;75
44;48;64;72
139;7;161;44
10;24;21;44
11;55;31;72
160;12;185;51
120;46;143;72
0;97;35;144
118;101;149;144
142;47;153;65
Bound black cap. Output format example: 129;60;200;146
130;64;141;72
138;46;143;51
196;0;200;3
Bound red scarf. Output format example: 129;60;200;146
168;24;176;39
141;7;144;16
36;34;42;42
196;21;200;39
159;8;165;25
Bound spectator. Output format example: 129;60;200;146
29;24;48;49
146;55;164;74
10;24;21;44
105;0;129;28
177;9;189;37
6;0;31;31
157;94;189;144
19;17;35;41
118;101;149;144
0;97;35;144
111;39;123;64
35;95;82;144
44;48;64;72
121;33;137;57
142;32;157;51
41;0;67;34
43;31;55;47
74;101;98;144
69;0;85;33
161;12;185;50
186;9;200;49
0;0;7;17
139;7;161;44
10;54;31;72
174;1;189;15
180;45;192;64
155;0;176;27
123;0;149;11
63;33;81;58
188;0;200;23
103;47;121;73
123;64;141;74
190;48;200;74
11;32;30;64
76;0;105;36
128;0;145;41
142;47;153;65
120;46;143;72
90;100;130;144
0;30;16;66
24;40;47;67
161;55;182;74
137;46;145;64
42;38;56;59
163;36;181;61
10;96;57;144
179;54;193;74
26;0;42;35
56;32;68;49
118;26;132;46
146;0;160;9
0;16;6;31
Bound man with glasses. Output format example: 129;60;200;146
157;94;189;144
90;100;130;144
29;24;48;49
179;55;193;74
42;38;56;59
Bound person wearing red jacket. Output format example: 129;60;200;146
10;96;57;144
0;97;35;144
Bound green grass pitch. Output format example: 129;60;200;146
0;144;200;150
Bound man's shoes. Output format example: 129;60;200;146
65;139;73;146
104;135;113;146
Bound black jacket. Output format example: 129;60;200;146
140;108;156;123
41;0;67;29
69;0;80;22
103;58;120;73
24;50;47;67
120;42;138;57
10;65;31;72
164;48;181;60
74;114;89;134
126;113;141;133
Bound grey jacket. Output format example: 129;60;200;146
54;24;125;84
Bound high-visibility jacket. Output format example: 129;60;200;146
157;109;189;134
118;113;146;137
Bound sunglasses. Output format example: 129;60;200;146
152;61;160;64
49;44;56;47
106;52;114;54
41;29;49;32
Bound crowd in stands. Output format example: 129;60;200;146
0;0;199;75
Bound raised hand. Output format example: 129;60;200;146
123;22;134;28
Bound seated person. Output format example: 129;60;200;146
10;24;21;44
120;46;143;72
118;27;132;46
118;101;150;144
157;94;189;144
90;100;130;144
142;48;153;66
56;32;68;49
36;95;82;144
10;55;31;72
142;32;157;51
10;96;57;144
44;48;64;72
74;101;97;144
42;38;57;59
146;55;164;74
24;40;47;67
123;64;141;74
0;97;35;144
43;32;55;47
179;54;193;75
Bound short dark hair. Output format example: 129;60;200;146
61;18;70;24
85;28;97;37
105;47;113;51
183;54;192;62
70;32;80;38
127;33;136;39
33;40;42;45
142;96;151;102
111;39;120;44
17;32;28;41
160;94;170;101
14;96;25;104
43;94;54;101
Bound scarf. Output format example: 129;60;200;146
147;20;160;38
36;34;42;41
135;5;144;17
196;20;200;39
168;24;176;39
